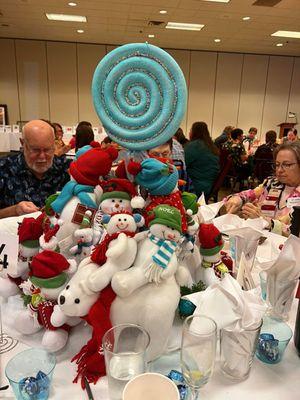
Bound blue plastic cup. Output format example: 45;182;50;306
5;348;56;400
255;317;293;364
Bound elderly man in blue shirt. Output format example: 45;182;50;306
0;119;71;219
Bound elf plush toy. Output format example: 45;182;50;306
111;204;186;360
49;146;118;252
127;158;188;233
15;250;78;352
0;215;44;298
196;222;232;287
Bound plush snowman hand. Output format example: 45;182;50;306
106;232;128;259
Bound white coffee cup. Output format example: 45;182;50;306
122;372;179;400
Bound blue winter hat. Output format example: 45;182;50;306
133;158;179;195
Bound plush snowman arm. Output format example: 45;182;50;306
86;265;112;293
112;267;148;297
105;233;128;259
94;184;103;204
134;230;149;242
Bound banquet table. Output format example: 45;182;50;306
0;226;299;399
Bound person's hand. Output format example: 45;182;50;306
225;196;242;214
241;202;261;219
15;201;39;216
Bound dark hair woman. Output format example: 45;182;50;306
75;125;95;152
184;121;220;197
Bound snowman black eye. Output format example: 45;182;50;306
112;199;115;203
124;218;127;221
118;218;121;221
66;285;70;290
120;199;123;203
74;298;80;304
171;228;175;231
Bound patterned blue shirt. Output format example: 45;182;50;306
0;152;71;209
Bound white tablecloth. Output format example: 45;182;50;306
0;231;299;399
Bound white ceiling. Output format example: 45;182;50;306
0;0;300;56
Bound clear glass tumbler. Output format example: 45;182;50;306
102;323;150;400
220;320;262;381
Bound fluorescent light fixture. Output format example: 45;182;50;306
242;16;251;21
77;29;84;33
68;2;77;6
202;0;230;3
276;43;283;47
159;10;167;14
148;34;155;38
272;30;300;39
166;22;204;31
214;38;221;42
46;13;87;22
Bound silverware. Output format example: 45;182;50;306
84;377;95;400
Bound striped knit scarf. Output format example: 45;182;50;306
148;233;177;269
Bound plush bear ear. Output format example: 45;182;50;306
102;214;111;224
133;213;145;227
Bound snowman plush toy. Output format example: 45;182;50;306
15;250;78;352
0;215;44;298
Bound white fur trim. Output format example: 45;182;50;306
130;196;145;209
67;259;77;275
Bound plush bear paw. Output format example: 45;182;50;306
42;329;69;352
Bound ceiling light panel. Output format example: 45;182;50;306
272;30;300;38
166;22;204;31
46;13;87;22
202;0;230;3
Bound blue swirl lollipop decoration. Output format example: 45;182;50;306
92;43;187;151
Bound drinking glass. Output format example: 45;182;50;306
180;315;217;400
102;323;150;400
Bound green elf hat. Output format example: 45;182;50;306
148;204;182;233
44;193;60;216
181;192;199;215
29;250;70;289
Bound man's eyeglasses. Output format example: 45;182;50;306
24;141;54;155
272;162;298;171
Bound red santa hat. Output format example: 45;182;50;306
18;216;44;248
198;223;224;256
29;250;71;288
70;147;118;186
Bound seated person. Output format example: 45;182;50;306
253;130;278;182
174;127;189;147
184;121;220;197
214;125;234;149
75;124;95;152
53;122;71;157
243;127;258;155
69;120;92;149
223;128;250;185
224;142;300;236
0;120;71;219
286;128;298;143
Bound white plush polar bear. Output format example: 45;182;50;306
53;211;142;322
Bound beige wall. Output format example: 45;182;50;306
0;38;299;139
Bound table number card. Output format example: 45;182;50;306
0;232;18;276
4;125;11;133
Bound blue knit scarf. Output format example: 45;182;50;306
51;181;97;213
148;233;177;269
